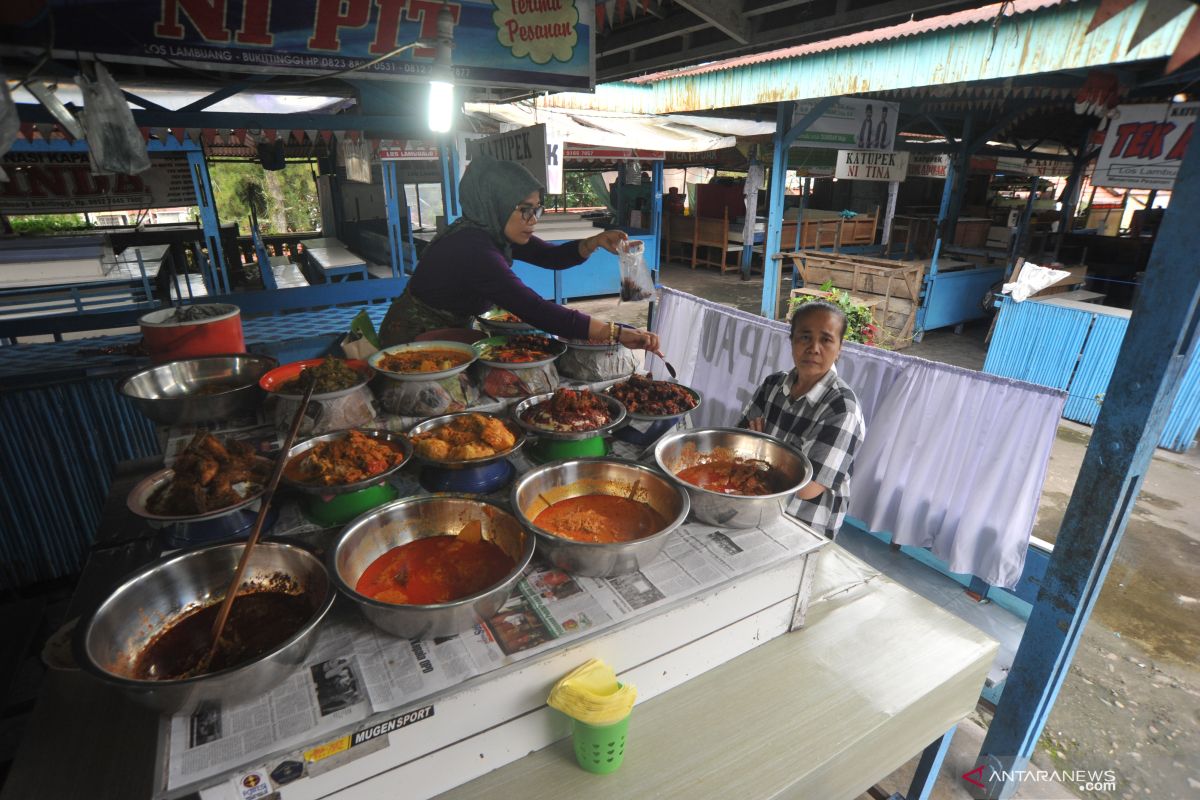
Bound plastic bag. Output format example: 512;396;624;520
0;72;19;183
75;62;151;175
376;372;480;417
477;363;559;399
557;346;639;382
617;239;654;302
1002;262;1071;303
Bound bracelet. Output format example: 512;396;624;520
609;322;619;345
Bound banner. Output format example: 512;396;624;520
791;98;900;152
377;139;439;160
970;155;1072;177
3;1;595;92
909;154;951;179
1093;102;1196;189
0;152;194;213
835;150;909;182
465;124;549;188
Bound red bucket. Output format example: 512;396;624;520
139;304;245;364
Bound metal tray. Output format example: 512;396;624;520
511;391;628;441
127;456;272;523
473;335;566;370
283;429;412;495
407;411;527;469
607;381;703;422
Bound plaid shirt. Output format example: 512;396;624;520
738;366;866;538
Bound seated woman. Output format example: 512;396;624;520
737;300;866;539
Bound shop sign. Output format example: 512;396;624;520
9;1;595;92
834;150;909;182
910;154;951;179
465;123;563;193
1093;102;1197;189
791;98;900;152
0;152;195;213
567;147;666;161
378;139;438;160
971;156;1070;177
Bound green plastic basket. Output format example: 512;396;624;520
572;715;630;774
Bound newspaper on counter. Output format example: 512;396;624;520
165;515;819;790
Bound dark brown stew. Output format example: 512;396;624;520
133;590;313;680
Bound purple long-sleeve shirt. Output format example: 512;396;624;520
409;227;591;340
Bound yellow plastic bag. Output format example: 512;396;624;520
547;658;636;726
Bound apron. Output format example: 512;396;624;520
379;288;473;347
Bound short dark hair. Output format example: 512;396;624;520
791;300;847;340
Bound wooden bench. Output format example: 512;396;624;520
663;210;743;273
780;207;880;253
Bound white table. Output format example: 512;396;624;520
302;236;369;282
436;546;997;800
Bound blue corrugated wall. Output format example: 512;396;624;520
984;297;1200;452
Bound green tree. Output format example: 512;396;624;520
545;171;607;211
209;161;321;234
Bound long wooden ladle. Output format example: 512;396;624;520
200;378;317;672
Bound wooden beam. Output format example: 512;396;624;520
675;0;752;44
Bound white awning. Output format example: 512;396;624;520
463;101;737;153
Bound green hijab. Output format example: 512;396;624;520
431;153;544;265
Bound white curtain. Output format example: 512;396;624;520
649;288;1066;588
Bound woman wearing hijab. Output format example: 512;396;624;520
380;155;661;352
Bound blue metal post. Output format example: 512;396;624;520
647;159;665;331
739;153;760;277
975;124;1200;799
791;178;809;291
944;113;973;244
439;139;461;223
908;726;956;800
185;148;229;295
762;98;835;318
381;161;404;278
762;103;795;319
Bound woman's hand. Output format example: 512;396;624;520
580;230;628;258
744;417;765;433
617;326;661;355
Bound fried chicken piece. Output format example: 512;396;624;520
197;433;231;463
449;443;494;461
479;418;515;451
413;437;451;461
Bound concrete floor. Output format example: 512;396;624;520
568;260;1200;800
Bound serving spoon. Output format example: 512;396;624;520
196;377;317;676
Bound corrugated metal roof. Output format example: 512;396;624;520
541;0;1191;114
627;0;1068;83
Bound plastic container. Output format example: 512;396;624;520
139;304;245;364
572;715;630;774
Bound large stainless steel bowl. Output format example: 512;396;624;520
329;496;534;639
120;354;277;425
654;428;813;529
76;541;334;714
511;458;690;577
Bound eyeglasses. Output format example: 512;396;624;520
515;203;544;222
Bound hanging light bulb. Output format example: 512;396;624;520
428;4;456;133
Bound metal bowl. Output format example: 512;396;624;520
329;496;534;639
75;541;334;713
283;429;412;495
407;411;526;468
607;380;703;422
127;456;273;523
511;391;628;441
477;309;537;334
654;428;813;529
120;354;277;425
511;458;690;577
368;341;478;382
472;335;566;370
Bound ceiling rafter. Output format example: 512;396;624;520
673;0;752;44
